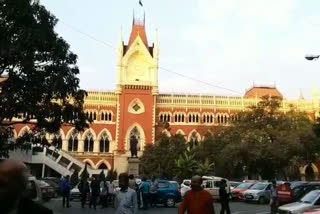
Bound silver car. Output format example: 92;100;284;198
278;190;320;214
243;182;271;204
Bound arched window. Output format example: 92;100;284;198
100;132;110;153
84;132;94;152
189;115;192;122
93;112;97;120
196;115;199;123
217;115;221;124
182;114;185;122
108;113;112;121
175;115;178;122
160;114;163;122
68;133;78;152
89;112;93;121
168;115;171;122
101;113;105;121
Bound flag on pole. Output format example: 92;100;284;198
139;0;143;7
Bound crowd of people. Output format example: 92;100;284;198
0;159;280;214
59;173;160;211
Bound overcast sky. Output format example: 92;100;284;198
41;0;320;99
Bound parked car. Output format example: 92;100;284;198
40;179;60;196
39;180;57;201
229;181;241;190
23;176;43;203
243;182;271;204
278;182;320;205
202;176;231;200
278;190;320;214
156;180;182;207
180;179;191;198
231;182;256;200
304;208;320;214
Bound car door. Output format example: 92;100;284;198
203;180;214;198
264;184;271;200
157;181;170;203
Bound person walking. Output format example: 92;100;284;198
114;173;138;214
219;179;230;214
78;179;90;208
61;175;72;208
179;175;215;214
89;177;100;210
129;174;136;190
140;177;150;210
149;176;159;208
270;180;278;214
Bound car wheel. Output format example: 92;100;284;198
258;196;266;204
165;197;175;207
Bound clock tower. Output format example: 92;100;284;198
114;15;158;171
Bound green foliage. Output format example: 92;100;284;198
175;152;197;181
0;0;89;157
70;169;79;187
216;97;320;179
80;164;89;182
99;170;106;182
140;133;187;179
196;158;215;176
106;168;118;182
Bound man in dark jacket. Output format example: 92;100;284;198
0;159;53;214
89;177;100;209
61;175;72;208
78;178;90;208
219;179;230;214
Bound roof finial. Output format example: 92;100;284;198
299;89;304;100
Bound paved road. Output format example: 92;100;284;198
44;198;270;214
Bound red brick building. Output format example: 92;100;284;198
10;17;320;178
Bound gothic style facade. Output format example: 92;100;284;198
10;17;320;177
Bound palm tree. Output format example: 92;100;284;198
197;158;215;176
175;152;198;180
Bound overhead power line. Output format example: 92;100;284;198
59;20;242;95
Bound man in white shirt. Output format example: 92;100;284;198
114;173;138;214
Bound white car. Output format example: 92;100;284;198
180;179;191;198
278;190;320;214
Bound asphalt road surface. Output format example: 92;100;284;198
44;198;270;214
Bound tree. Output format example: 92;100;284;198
99;170;106;182
140;133;187;179
106;168;118;182
217;97;320;179
196;158;215;176
80;163;89;182
175;152;197;181
0;0;88;157
70;169;79;187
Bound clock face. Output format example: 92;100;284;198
127;57;149;81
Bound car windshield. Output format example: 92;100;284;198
250;183;267;190
300;191;320;204
169;181;179;189
236;183;253;189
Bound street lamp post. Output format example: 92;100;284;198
305;54;320;61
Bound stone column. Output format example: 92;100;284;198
62;139;68;151
78;140;84;153
93;140;100;154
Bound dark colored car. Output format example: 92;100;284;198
156;180;182;207
39;180;57;201
40;179;60;196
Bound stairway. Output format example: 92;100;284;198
10;146;102;177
